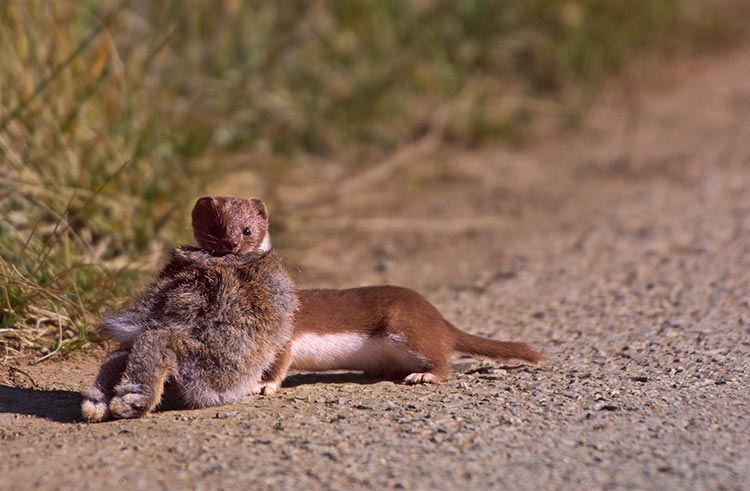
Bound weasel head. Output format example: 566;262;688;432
191;196;271;255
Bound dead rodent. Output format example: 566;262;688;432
81;246;297;422
192;196;545;394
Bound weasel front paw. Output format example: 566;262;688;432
260;381;280;395
402;372;441;385
251;381;281;396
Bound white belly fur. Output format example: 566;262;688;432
290;332;422;373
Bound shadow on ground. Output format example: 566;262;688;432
0;385;81;424
282;372;396;388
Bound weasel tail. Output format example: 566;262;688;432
449;322;545;364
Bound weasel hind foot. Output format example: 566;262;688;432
80;387;110;423
402;372;442;385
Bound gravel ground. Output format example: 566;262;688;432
2;49;750;491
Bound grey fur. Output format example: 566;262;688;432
81;247;297;422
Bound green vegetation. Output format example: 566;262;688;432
0;0;742;359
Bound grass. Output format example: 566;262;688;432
0;0;745;360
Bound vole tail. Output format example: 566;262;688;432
449;322;545;365
100;311;145;346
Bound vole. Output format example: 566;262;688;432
191;196;544;394
81;246;297;421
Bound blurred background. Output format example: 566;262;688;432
1;0;747;358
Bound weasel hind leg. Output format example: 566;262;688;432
381;330;452;385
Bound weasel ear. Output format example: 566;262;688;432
192;197;217;219
193;196;216;210
248;198;268;221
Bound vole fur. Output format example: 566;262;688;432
81;244;297;421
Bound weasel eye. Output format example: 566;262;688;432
242;227;252;236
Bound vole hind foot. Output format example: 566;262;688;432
109;392;151;419
109;383;156;419
81;349;129;422
402;372;442;385
80;387;110;422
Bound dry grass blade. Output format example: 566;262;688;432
0;0;129;133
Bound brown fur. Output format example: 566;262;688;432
81;247;297;422
191;196;271;255
192;197;545;393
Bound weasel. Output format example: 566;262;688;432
81;246;297;421
192;197;544;394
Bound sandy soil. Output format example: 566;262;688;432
2;48;750;491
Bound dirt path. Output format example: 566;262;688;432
3;48;750;491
